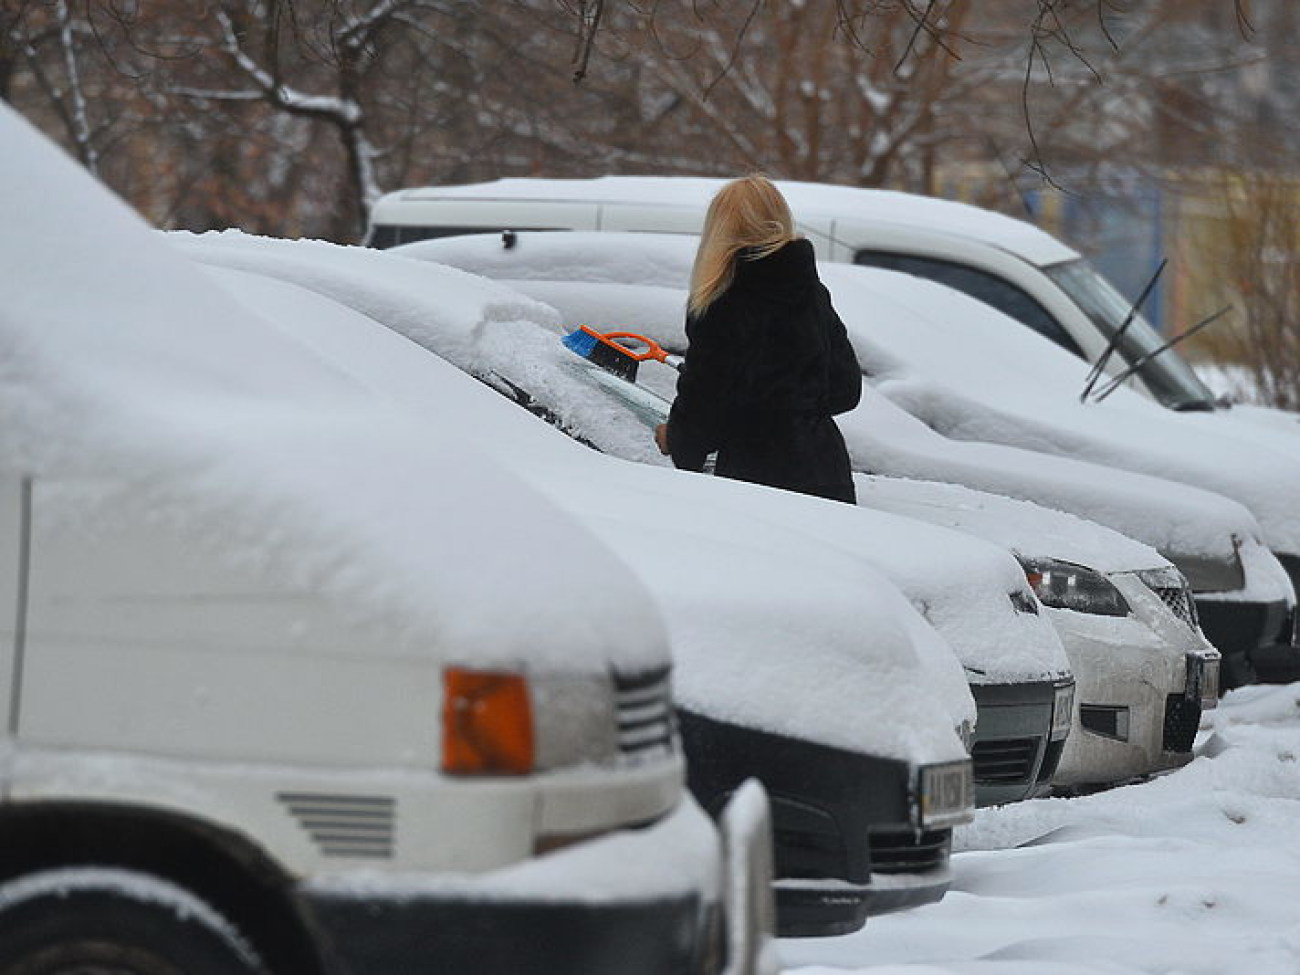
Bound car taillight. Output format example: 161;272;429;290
442;668;535;775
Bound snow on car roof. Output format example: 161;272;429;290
378;176;1078;264
398;232;1280;574
196;258;975;761
0;103;673;674
176;231;1074;692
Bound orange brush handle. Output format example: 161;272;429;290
599;331;671;363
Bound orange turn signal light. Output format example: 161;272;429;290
442;668;535;775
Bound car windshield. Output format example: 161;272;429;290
1044;259;1219;411
566;358;671;428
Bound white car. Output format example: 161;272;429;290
851;476;1220;788
173;232;1080;816
394;230;1299;691
0;106;776;975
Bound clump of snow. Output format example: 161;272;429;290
782;682;1300;975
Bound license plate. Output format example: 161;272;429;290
919;760;974;829
1199;655;1221;708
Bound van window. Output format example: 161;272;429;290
368;225;561;250
853;250;1083;356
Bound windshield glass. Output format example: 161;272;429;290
1044;259;1218;411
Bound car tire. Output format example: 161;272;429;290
0;866;268;975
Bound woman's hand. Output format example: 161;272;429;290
654;423;670;455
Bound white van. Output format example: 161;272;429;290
363;176;1247;418
0;106;775;975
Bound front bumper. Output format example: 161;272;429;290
676;709;964;938
299;794;774;975
1047;579;1220;788
1195;595;1299;688
970;679;1071;807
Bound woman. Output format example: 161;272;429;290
654;175;863;503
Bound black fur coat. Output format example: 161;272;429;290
666;238;862;503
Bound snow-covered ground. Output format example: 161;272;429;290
782;681;1300;975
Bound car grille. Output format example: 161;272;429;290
1162;694;1203;753
868;829;951;874
971;737;1038;785
613;666;676;757
1152;585;1199;630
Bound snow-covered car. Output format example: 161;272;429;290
851;477;1220;787
0;106;777;975
366;175;1300;435
174;232;1079;815
168;233;1067;936
394;230;1299;691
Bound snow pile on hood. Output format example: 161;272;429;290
185;234;1075;688
852;475;1167;576
0;103;673;674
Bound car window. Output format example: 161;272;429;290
368;225;561;249
854;250;1084;356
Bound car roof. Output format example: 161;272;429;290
377;176;1080;265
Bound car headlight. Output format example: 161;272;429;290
1020;557;1130;617
442;667;628;775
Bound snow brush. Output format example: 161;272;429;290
561;325;683;382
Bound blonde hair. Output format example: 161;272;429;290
688;175;797;316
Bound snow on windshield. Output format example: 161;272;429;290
0;104;674;674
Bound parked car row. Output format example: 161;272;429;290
7;90;1296;973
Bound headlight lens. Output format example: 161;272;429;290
916;759;974;829
1021;558;1130;617
1051;680;1076;740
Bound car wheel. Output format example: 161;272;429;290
0;866;268;975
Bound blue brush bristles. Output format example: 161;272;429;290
563;328;599;358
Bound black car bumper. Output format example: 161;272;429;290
304;890;718;975
1196;595;1299;688
970;680;1069;807
677;708;953;938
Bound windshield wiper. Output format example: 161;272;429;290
1091;305;1232;405
1080;258;1166;403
